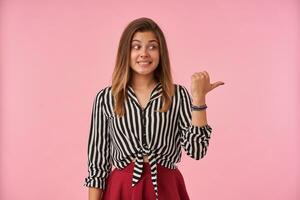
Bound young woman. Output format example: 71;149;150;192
84;17;224;200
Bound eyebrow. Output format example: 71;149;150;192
131;39;158;43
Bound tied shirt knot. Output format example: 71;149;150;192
132;149;159;200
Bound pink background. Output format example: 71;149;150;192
1;0;299;199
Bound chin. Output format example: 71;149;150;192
132;64;158;75
133;69;155;76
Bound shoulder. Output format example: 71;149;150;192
173;83;189;95
98;85;112;94
93;85;112;101
173;83;191;103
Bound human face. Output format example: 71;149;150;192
130;31;160;77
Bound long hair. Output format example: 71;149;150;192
111;17;174;117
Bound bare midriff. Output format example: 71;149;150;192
130;155;149;163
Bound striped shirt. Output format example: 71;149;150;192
84;82;213;200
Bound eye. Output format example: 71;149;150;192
148;44;158;50
131;44;140;50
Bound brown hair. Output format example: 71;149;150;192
111;17;174;117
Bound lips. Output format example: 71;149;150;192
137;61;152;66
137;61;152;64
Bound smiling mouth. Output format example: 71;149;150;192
137;61;152;65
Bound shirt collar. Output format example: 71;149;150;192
126;82;163;105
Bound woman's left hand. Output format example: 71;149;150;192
190;71;225;100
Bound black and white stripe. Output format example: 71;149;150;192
84;82;213;200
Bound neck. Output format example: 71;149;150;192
130;74;158;90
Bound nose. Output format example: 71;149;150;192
140;47;149;58
140;54;149;59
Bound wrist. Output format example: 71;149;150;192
192;96;206;106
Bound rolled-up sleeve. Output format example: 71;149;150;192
178;85;213;160
84;89;112;189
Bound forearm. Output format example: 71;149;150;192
191;96;208;127
88;187;103;200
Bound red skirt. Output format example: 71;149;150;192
102;162;190;200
